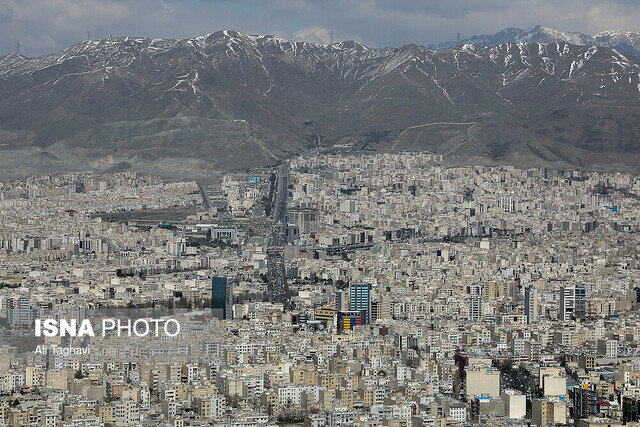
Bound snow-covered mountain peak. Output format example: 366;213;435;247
426;25;640;55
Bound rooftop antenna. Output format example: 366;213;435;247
88;31;91;40
16;42;19;55
457;33;460;44
330;30;333;45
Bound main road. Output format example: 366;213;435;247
273;163;289;224
197;183;211;211
267;162;289;306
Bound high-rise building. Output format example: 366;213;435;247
623;397;640;423
465;367;500;398
335;290;349;311
349;283;371;324
497;194;518;212
525;285;538;323
287;208;319;233
597;339;618;358
370;301;383;323
469;297;482;321
502;389;526;419
212;276;230;320
560;285;586;321
6;297;33;328
485;281;512;301
574;385;598;419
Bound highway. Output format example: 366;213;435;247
267;162;289;306
272;163;289;226
197;183;211;211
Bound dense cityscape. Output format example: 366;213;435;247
0;153;638;426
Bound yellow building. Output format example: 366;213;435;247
262;391;279;414
165;364;182;383
314;307;336;325
45;369;70;390
25;366;45;388
338;388;354;409
532;399;566;426
192;383;218;399
320;373;343;389
168;383;188;401
98;404;117;424
9;409;31;427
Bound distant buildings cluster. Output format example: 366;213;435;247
0;154;639;425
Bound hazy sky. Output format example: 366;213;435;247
2;0;640;56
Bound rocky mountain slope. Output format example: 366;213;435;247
1;30;640;178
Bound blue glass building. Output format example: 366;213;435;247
349;282;371;324
212;276;229;319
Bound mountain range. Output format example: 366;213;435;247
427;25;640;55
0;28;640;179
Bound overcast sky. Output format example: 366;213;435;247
2;0;640;56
